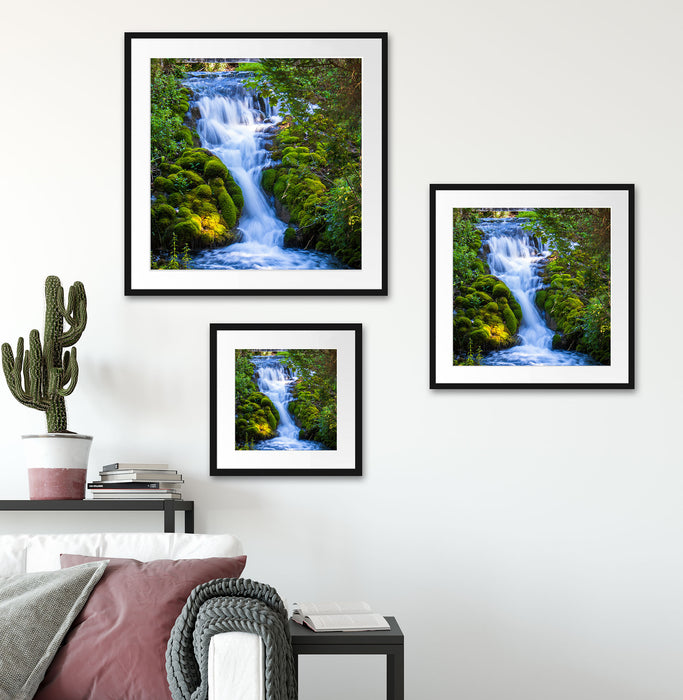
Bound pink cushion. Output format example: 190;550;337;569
35;553;247;700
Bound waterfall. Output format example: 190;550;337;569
182;70;345;270
250;355;327;451
476;217;594;366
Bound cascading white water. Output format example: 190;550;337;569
250;355;327;451
182;70;345;270
477;217;594;366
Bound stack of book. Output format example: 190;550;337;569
87;463;184;500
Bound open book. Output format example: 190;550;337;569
291;601;390;632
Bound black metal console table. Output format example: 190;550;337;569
0;499;195;533
289;616;404;699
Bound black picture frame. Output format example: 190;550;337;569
125;32;387;296
430;184;635;389
210;323;362;476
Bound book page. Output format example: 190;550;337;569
293;601;372;616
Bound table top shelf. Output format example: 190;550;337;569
289;616;403;646
0;499;193;511
0;499;195;533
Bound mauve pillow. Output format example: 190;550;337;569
35;553;247;700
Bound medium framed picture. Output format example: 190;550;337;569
125;32;387;296
210;323;362;476
430;184;634;389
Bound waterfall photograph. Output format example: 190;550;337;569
149;57;361;272
211;323;361;476
452;208;611;367
430;184;634;389
234;349;337;451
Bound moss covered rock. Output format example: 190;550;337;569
151;147;244;256
453;274;523;358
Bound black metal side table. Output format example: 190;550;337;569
289;617;404;700
0;499;195;533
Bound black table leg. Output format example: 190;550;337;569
184;506;194;533
163;501;175;533
387;646;404;700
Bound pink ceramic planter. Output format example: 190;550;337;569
22;434;93;500
27;467;87;500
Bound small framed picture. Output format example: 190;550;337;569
125;32;387;296
210;323;362;476
430;184;634;389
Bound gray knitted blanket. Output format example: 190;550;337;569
166;578;297;700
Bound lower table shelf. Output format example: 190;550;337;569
0;499;195;533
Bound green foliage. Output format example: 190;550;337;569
150;60;196;177
282;350;337;449
1;276;87;432
234;62;264;73
320;174;361;268
527;208;611;363
452;209;485;293
247;59;361;267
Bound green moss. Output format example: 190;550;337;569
153;203;176;220
194;199;218;216
473;258;486;274
261;168;277;194
468;329;490;347
218;191;237;229
510;298;523;322
176;148;212;173
179;126;193;146
453;273;523;359
174;219;200;236
493;283;509;299
454;316;471;332
204;158;229;181
153;176;172;193
283;227;298;248
220;170;244;212
159;162;182;176
502;306;518;334
195;184;212;199
472;275;499;292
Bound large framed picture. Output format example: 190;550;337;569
125;32;387;296
430;184;634;389
210;323;362;476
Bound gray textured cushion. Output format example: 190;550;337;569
0;561;107;700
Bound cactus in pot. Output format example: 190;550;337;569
2;275;87;432
1;276;91;499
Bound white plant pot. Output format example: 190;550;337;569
22;433;93;500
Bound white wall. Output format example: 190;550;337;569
1;1;681;698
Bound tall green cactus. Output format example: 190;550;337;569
1;276;87;433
